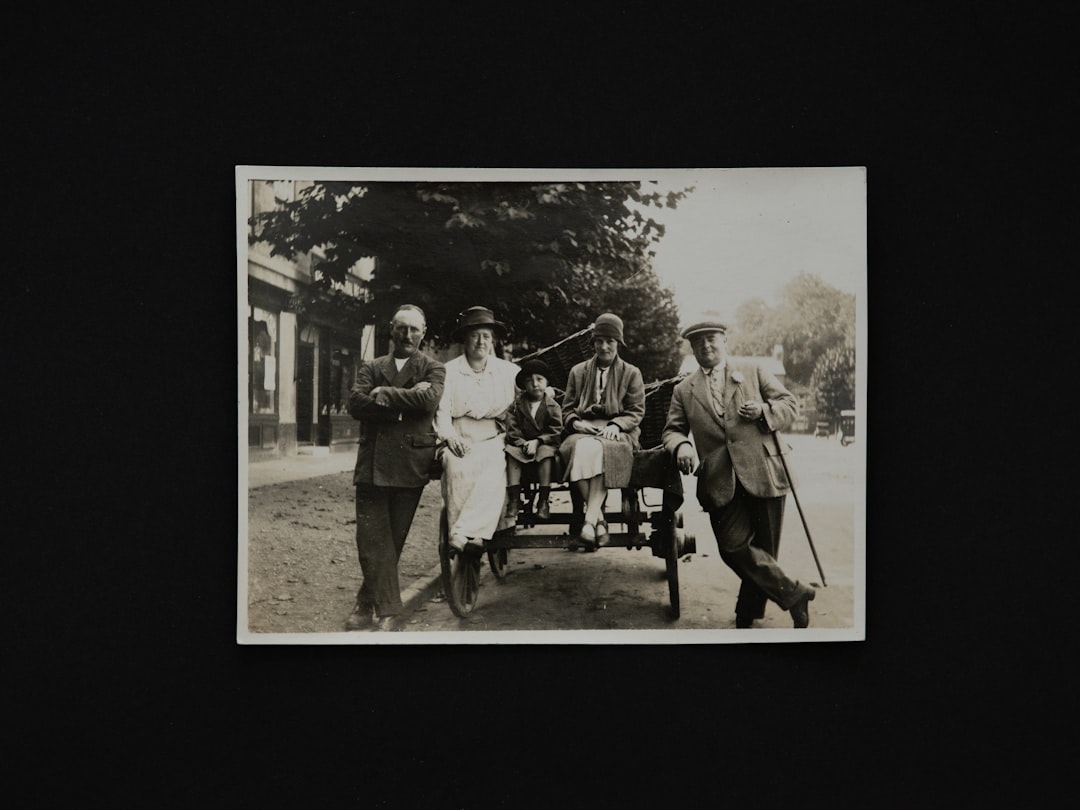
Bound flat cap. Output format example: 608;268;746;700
681;321;728;340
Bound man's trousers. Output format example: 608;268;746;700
708;482;801;614
354;483;424;617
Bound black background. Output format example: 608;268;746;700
6;6;1072;806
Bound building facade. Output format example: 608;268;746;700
245;180;376;461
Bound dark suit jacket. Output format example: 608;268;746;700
506;393;564;449
349;351;445;488
661;360;798;510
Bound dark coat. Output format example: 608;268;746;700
349;351;446;488
504;392;563;463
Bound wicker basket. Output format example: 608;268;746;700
515;326;594;392
640;375;684;450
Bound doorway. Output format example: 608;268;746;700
296;343;315;443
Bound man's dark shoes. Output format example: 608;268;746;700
735;614;754;629
345;603;374;631
789;586;816;629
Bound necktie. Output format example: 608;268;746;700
708;368;725;418
597;367;607;401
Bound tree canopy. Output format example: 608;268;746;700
729;273;856;424
249;180;692;381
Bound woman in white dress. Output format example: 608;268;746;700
435;307;521;552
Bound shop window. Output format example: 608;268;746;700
326;347;361;415
249;306;278;415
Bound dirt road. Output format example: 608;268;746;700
244;474;443;634
243;432;861;638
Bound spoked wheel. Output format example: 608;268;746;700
665;542;680;620
665;511;686;619
487;545;509;579
664;510;697;620
438;508;482;617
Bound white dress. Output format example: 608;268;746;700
434;354;520;539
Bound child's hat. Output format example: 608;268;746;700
515;358;552;390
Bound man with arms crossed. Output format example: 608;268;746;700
345;305;445;631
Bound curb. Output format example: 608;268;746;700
380;563;444;631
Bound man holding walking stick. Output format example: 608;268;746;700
662;321;817;628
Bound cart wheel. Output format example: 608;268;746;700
487;546;509;579
438;508;481;617
665;511;685;619
671;510;696;556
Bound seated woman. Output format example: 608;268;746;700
558;313;645;546
435;306;521;553
504;359;564;522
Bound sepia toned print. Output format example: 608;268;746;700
238;166;866;645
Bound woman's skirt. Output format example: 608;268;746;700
558;419;637;488
441;417;511;539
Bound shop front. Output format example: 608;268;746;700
292;287;376;454
247;277;296;460
317;328;366;449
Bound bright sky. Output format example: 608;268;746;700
640;168;867;328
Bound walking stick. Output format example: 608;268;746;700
772;431;827;586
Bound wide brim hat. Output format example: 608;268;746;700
681;321;728;341
451;306;507;343
591;312;625;346
515;358;552;390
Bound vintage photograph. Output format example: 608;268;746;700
237;166;866;644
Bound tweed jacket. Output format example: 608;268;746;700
349;351;446;488
560;356;645;445
661;360;798;510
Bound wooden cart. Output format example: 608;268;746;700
436;328;696;620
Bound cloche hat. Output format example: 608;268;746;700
591;312;625;346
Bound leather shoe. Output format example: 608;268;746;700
345;603;374;631
374;615;397;632
536;500;551;520
789;586;816;629
504;500;520;521
735;615;754;629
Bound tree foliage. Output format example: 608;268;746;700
809;344;856;425
728;272;856;423
249;180;691;381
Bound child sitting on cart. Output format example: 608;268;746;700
504;359;564;521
